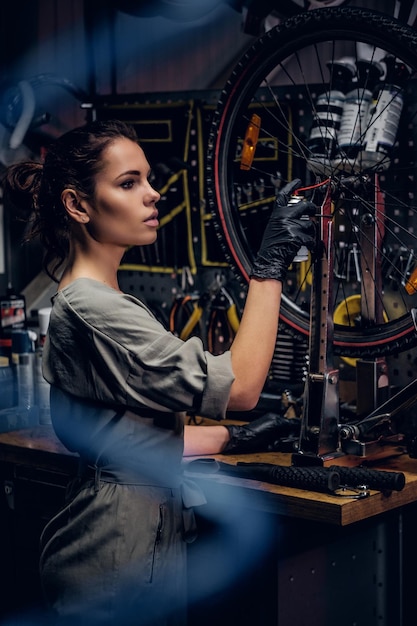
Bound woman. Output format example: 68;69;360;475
3;119;315;625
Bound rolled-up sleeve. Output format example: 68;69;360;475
125;333;235;420
198;350;234;419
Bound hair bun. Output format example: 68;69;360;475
3;161;43;216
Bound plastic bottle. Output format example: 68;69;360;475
0;284;26;337
333;59;384;172
360;56;409;171
11;329;37;426
0;337;12;363
307;57;356;176
0;355;15;410
34;307;52;425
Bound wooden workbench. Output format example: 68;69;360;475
1;425;417;626
185;450;417;526
0;425;416;526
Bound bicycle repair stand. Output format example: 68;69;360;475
292;185;416;468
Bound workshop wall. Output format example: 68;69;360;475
0;0;254;295
1;0;416;401
0;0;406;295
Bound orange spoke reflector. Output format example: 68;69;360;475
240;113;261;171
405;265;417;294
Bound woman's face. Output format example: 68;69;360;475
84;137;161;248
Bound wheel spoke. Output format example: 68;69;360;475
207;6;417;357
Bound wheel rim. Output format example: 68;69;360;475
207;7;417;357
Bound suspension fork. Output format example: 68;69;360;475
293;187;342;465
293;176;389;465
359;175;385;326
356;175;390;417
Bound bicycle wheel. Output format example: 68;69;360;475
207;6;417;357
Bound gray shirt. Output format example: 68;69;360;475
43;278;234;485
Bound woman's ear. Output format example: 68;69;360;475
61;189;90;224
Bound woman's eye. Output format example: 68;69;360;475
121;179;135;189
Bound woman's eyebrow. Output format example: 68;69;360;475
115;169;141;179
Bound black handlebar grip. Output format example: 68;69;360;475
328;466;406;492
191;460;406;494
234;462;340;493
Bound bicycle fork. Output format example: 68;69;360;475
293;178;406;465
293;189;343;465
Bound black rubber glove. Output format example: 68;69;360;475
251;178;317;281
222;412;300;454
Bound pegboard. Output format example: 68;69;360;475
92;86;417;395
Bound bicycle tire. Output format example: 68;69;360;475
207;6;417;357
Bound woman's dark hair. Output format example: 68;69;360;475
3;119;138;281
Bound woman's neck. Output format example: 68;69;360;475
59;244;123;292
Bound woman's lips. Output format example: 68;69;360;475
145;211;159;227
